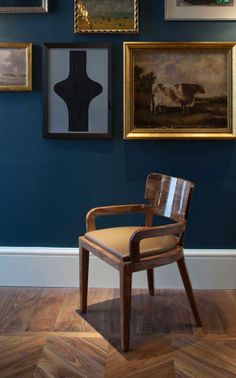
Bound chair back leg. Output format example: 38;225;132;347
177;257;202;327
120;264;132;352
79;246;89;313
147;269;155;296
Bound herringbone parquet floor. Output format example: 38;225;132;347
0;288;236;377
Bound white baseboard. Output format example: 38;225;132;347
0;247;236;289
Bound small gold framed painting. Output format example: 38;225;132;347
0;43;32;92
74;0;139;34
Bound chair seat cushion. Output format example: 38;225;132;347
85;226;179;261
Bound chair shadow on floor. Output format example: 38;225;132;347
76;290;203;352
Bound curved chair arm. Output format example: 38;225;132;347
86;204;150;231
129;220;186;262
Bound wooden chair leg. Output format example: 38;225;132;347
120;264;132;352
147;269;155;296
177;257;202;327
79;246;89;313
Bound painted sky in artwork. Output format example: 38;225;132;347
134;51;227;97
177;0;234;6
81;0;133;17
0;49;26;76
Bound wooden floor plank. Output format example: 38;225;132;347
34;334;109;378
0;288;236;377
53;288;95;332
0;335;47;378
0;287;43;332
28;288;68;331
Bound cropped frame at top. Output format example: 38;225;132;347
165;0;236;21
74;0;139;34
124;42;236;140
0;0;48;13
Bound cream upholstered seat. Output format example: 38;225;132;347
85;226;178;261
79;173;202;352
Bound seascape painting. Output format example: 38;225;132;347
0;48;26;86
177;0;234;5
0;43;32;91
133;51;229;132
75;0;138;33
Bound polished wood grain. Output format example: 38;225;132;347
35;333;108;378
144;173;194;222
80;246;89;313
0;335;47;378
0;288;235;377
86;204;149;232
80;173;199;351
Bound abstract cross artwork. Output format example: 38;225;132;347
43;43;113;138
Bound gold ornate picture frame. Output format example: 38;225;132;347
124;42;236;140
0;0;48;13
0;43;32;92
74;0;139;34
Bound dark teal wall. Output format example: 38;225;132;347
0;0;236;248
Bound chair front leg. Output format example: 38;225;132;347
147;269;155;296
79;245;89;313
177;256;202;327
120;263;132;352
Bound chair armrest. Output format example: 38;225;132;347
86;204;149;231
129;221;186;262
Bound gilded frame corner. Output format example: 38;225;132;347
74;0;139;34
124;42;236;140
0;43;32;92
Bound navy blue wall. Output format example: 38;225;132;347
0;0;236;248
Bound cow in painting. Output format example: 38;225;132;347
150;83;205;114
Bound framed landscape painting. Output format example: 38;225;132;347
74;0;139;33
0;43;32;91
43;43;113;139
165;0;236;20
124;42;236;139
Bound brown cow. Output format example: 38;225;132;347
151;83;205;114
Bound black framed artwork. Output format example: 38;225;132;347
43;43;113;139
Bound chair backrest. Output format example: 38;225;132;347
145;173;194;222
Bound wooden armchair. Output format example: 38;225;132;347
79;173;201;352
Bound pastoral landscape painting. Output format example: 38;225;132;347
133;50;229;133
177;0;234;5
75;0;138;33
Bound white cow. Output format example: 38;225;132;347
151;83;205;114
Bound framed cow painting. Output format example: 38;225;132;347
124;42;236;139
